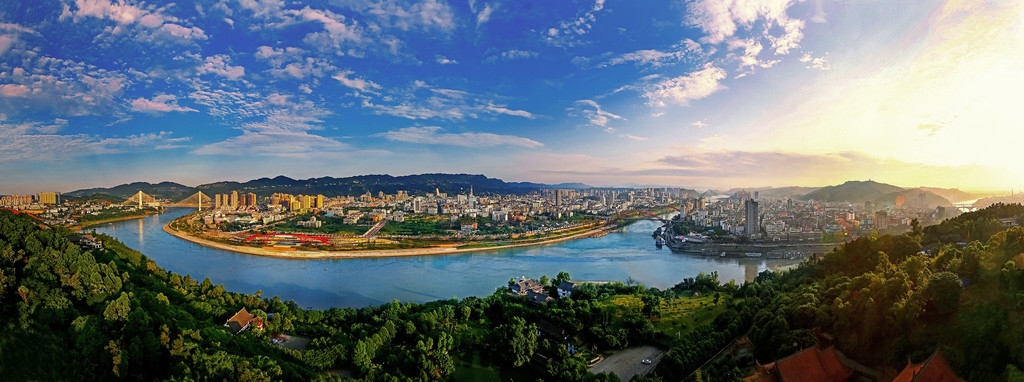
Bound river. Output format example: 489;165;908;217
93;207;799;309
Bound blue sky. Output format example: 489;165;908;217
1;0;1021;194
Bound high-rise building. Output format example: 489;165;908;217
301;195;312;210
230;191;239;209
315;194;324;209
555;190;562;206
38;192;60;205
744;199;759;238
215;194;223;209
247;193;257;207
697;197;707;210
875;211;889;230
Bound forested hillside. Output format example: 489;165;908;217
3;205;1024;381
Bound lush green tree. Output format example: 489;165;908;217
495;316;537;367
924;271;962;318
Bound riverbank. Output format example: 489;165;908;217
74;211;160;231
163;222;621;259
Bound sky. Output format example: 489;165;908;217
1;0;1022;194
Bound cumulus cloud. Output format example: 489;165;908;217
199;54;246;80
643;64;727;106
799;51;831;70
685;0;805;55
131;94;197;113
378;126;543;148
356;0;456;32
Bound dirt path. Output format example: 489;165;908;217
588;345;664;381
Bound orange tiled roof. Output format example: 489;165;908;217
775;346;854;382
893;350;962;382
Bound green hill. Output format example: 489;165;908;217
874;188;954;209
800;180;904;203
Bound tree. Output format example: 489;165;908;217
495;316;537;367
924;272;962;318
103;292;132;322
554;271;571;286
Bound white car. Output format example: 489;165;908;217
641;359;652;365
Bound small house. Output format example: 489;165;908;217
224;307;256;335
557;281;576;298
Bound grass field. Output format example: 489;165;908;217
602;294;736;346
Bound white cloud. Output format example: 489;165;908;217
0;118;183;161
601;39;707;68
477;3;495;25
237;0;285;19
436;55;458;64
570;99;624;127
691;120;709;128
543;0;607;47
194;107;349;157
199;54;246;80
0;57;127;117
622;134;647;141
131;94;197;113
644;64;727;106
686;0;804;54
485;49;538;63
799;51;831;70
378;126;543;148
332;70;382;93
362;80;536;121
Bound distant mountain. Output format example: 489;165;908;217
973;194;1024;209
65;181;196;201
62;193;125;204
874;188;953;209
723;186;820;200
68;174;593;200
918;187;983;204
194;174;592;197
800;180;904;203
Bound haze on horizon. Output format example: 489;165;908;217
0;0;1021;195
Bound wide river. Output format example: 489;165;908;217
94;207;799;309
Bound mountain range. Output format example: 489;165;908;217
63;175;988;208
64;174;593;201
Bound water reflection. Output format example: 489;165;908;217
95;208;800;309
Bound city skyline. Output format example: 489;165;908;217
1;0;1021;194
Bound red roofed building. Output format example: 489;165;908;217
775;346;854;382
224;307;255;334
893;350;962;382
746;346;854;382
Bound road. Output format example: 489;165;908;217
362;219;388;237
588;345;665;381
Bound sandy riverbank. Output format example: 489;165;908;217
162;223;620;259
